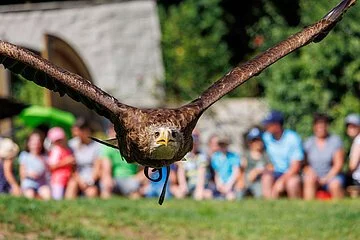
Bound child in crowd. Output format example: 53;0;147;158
174;129;213;200
66;119;101;198
100;124;142;199
211;135;240;200
0;138;21;196
19;131;51;200
47;127;75;200
205;134;220;193
345;114;360;197
236;128;271;199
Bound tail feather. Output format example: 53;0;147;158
90;137;119;149
313;0;356;43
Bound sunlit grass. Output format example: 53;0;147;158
0;196;359;239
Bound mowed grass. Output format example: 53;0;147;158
0;196;359;240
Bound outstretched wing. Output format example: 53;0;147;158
188;0;356;111
0;40;128;121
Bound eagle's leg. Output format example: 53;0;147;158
143;166;170;205
144;166;163;182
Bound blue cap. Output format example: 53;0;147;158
262;110;284;126
345;113;360;126
247;128;262;141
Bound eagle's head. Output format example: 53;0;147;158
148;125;184;160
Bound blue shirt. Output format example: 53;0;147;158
263;129;304;173
211;151;240;183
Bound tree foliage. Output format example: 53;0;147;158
248;0;360;138
159;0;231;102
11;75;44;106
10;74;44;148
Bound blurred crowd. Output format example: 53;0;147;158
0;111;359;201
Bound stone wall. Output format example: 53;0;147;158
197;98;269;154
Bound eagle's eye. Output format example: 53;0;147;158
154;131;160;138
171;131;177;138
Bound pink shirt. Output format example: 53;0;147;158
48;145;73;186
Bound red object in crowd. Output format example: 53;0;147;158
316;190;332;200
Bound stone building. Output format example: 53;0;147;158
0;0;164;132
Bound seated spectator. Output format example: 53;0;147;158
211;135;240;200
66;119;101;198
47;127;75;200
261;110;303;199
174;129;213;200
303;113;345;199
207;134;220;160
236;128;272;199
345;114;360;197
19;131;51;200
100;124;142;199
205;134;220;192
0;138;21;196
168;163;185;199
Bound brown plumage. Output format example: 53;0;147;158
0;0;356;203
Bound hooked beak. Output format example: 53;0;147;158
156;129;170;146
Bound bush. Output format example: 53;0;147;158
159;0;231;102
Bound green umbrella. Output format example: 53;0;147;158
19;105;76;130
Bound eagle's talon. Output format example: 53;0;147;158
144;166;162;182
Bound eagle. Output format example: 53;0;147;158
0;0;356;204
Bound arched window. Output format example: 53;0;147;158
43;34;103;129
0;34;103;135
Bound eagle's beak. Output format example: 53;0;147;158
156;129;170;146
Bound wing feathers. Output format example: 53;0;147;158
189;0;356;111
0;41;126;121
314;0;356;42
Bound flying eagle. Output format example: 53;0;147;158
0;0;356;204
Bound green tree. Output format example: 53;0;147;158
248;0;360;139
159;0;231;102
11;75;44;106
11;74;45;148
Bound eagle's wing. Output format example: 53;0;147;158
189;0;356;111
0;40;127;121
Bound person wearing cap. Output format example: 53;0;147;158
345;113;360;196
47;127;75;200
0;138;21;196
261;110;303;199
19;131;51;200
303;113;345;200
235;127;272;199
210;135;240;200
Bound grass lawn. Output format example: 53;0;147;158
0;196;359;239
